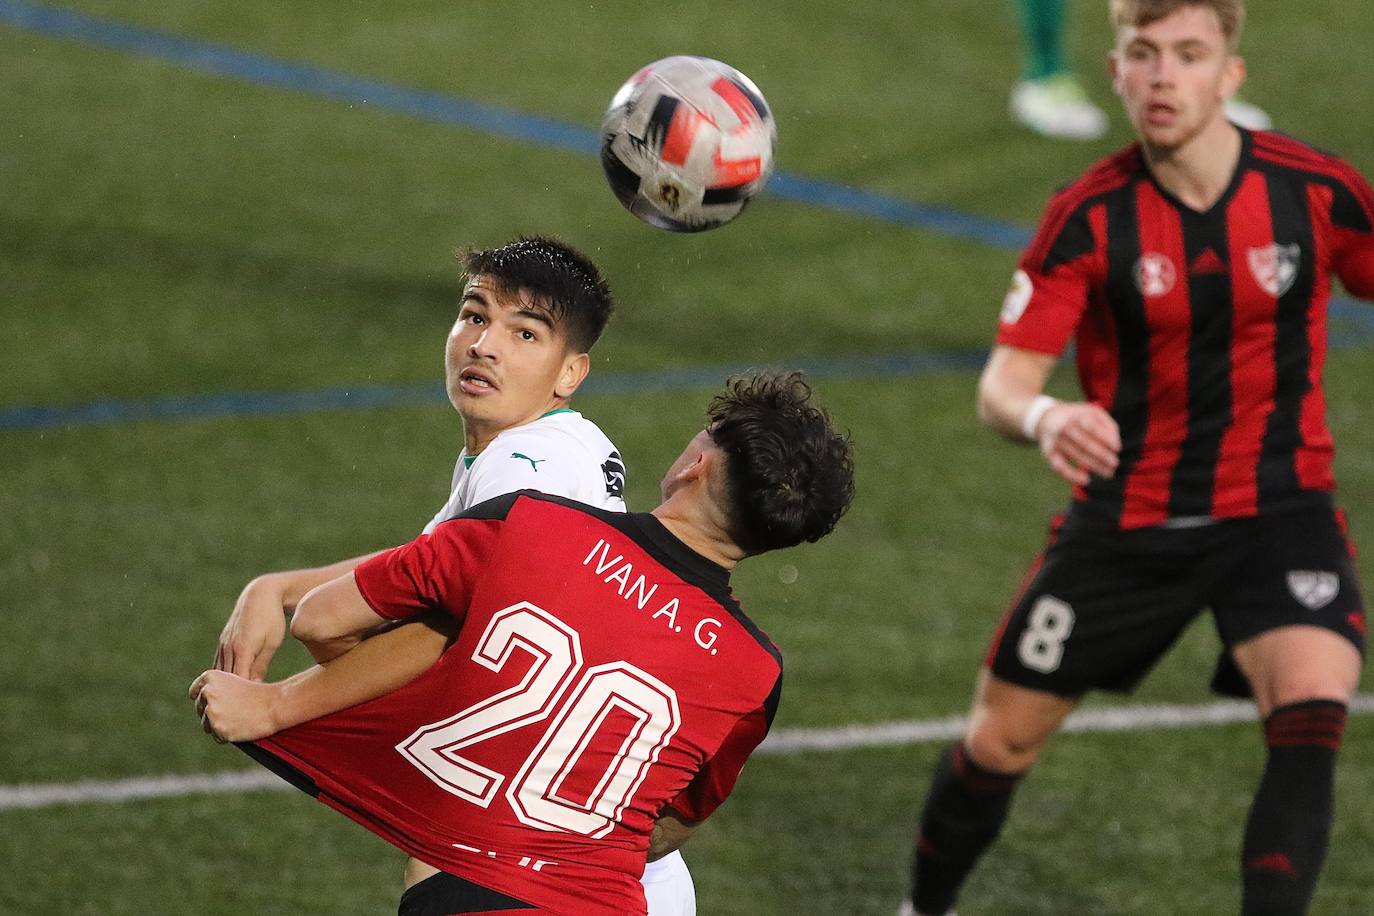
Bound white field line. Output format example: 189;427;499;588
0;768;293;811
759;693;1374;754
4;694;1372;812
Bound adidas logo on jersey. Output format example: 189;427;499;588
1189;247;1226;275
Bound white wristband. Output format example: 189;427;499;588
1021;395;1060;442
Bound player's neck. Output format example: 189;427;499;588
651;500;743;572
1141;118;1242;212
462;398;570;455
463;421;500;456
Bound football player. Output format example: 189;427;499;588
903;2;1374;914
193;371;856;915
210;235;692;913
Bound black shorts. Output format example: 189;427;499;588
398;870;537;916
986;504;1366;698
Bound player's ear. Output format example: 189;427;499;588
667;445;711;489
682;447;711;481
1108;51;1124;97
555;352;590;399
1221;54;1245;101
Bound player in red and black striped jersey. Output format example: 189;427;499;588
193;372;854;915
903;3;1371;915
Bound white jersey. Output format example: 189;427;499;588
419;407;694;913
422;409;626;534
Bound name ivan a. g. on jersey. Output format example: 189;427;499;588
581;538;724;656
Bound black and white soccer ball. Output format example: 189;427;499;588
599;56;776;232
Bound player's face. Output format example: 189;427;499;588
1110;6;1244;151
445;276;588;452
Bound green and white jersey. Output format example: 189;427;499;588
422;409;627;534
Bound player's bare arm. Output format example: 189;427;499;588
647;810;701;862
192;615;454;743
288;571;394;662
215;551;382;680
978;345;1120;486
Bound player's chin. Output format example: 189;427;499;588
1137;117;1200;151
453;399;514;432
1136;123;1178;148
447;385;492;414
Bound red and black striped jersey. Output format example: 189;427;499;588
998;129;1374;530
245;492;782;915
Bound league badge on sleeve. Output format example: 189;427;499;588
602;452;626;499
1000;270;1034;324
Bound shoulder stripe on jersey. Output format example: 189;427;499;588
1042;206;1097;273
1251;133;1374;210
1252;139;1348;179
1322;157;1374;230
1252;147;1374;234
1028;150;1141;269
1251;131;1333;163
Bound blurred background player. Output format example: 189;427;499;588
905;1;1374;914
193;371;857;916
1009;0;1270;139
210;235;695;913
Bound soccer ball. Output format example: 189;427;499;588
599;56;776;232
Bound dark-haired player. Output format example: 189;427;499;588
211;236;692;911
903;2;1374;914
194;371;856;915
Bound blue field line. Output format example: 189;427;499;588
2;0;1370;434
0;0;1032;250
766;173;1032;249
0;349;990;432
0;0;599;156
5;2;1368;290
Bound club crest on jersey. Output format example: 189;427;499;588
1000;269;1033;324
1247;243;1301;298
1133;252;1177;297
1287;570;1339;610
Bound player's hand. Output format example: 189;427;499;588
189;669;281;743
1035;401;1120;486
214;574;289;680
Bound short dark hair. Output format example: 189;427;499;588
459;236;615;353
707;371;855;555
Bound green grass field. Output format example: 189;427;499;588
3;2;1373;913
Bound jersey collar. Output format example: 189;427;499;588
463;409;580;464
617;513;732;593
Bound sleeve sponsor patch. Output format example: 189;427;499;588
1000;269;1033;325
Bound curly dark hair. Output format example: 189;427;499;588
459;236;615;353
707;371;855;555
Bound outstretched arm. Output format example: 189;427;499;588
192;612;455;743
977;344;1120;487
